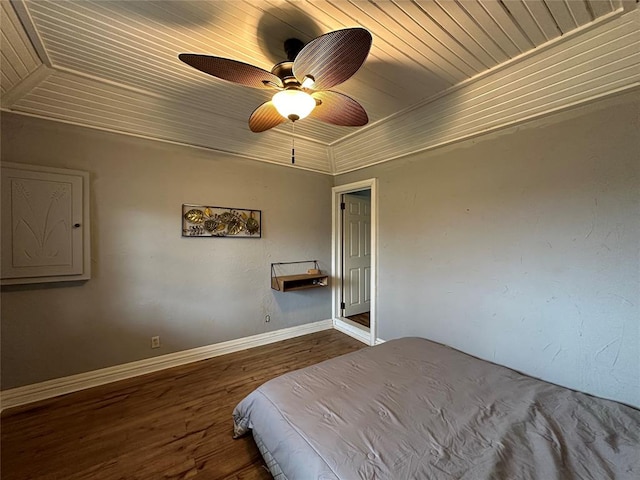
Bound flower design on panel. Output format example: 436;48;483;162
12;180;72;263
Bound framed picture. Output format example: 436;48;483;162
182;204;261;238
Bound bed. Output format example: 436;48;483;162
232;337;640;479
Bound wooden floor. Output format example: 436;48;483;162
1;330;365;480
346;312;370;328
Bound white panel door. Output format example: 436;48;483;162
1;164;88;283
343;193;371;317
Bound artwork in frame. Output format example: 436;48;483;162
182;204;261;238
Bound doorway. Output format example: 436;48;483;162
343;191;371;324
332;179;377;346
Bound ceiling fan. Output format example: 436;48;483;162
178;27;372;133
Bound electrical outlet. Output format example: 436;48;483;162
151;336;160;348
265;314;271;323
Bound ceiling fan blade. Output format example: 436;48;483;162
249;101;287;132
309;91;368;126
179;54;282;90
293;28;372;90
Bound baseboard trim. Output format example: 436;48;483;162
0;319;333;411
332;318;371;345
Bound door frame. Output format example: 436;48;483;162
331;178;378;346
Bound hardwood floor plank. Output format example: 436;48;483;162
1;330;365;479
346;312;370;328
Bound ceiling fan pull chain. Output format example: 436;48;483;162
291;122;295;165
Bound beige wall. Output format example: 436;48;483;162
1;113;333;389
3;91;638;408
337;91;640;407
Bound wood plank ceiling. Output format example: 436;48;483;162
1;0;638;174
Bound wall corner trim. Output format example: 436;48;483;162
0;320;333;412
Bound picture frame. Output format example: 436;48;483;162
182;204;261;238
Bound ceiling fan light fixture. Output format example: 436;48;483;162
180;28;372;133
272;89;316;121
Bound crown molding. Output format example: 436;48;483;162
331;7;639;175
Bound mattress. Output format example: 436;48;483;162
233;337;640;479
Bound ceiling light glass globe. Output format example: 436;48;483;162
272;89;316;121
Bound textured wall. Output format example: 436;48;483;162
1;114;333;389
337;91;640;407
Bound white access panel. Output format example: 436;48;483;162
1;163;90;284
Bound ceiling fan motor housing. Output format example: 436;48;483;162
271;62;299;88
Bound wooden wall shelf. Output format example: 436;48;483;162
271;273;329;292
270;261;328;292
